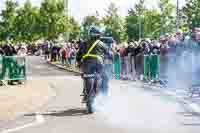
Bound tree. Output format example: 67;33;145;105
177;11;189;32
103;2;127;43
135;0;145;14
0;24;5;41
14;0;41;42
39;0;66;40
81;14;101;39
126;0;175;40
0;0;18;41
126;9;139;41
126;0;146;41
182;0;200;29
0;0;80;42
143;9;161;38
69;17;81;40
159;0;176;35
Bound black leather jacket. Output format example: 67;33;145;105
77;39;108;65
87;39;108;57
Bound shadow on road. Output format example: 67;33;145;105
182;123;200;126
43;108;89;117
24;108;89;117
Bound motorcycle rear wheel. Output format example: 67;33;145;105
86;97;94;114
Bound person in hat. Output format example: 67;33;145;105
16;46;27;84
124;41;137;80
77;26;109;111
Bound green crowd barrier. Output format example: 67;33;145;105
150;54;160;80
143;55;151;81
0;56;26;81
114;53;121;80
143;54;160;81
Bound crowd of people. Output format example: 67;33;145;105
42;40;79;69
1;29;199;87
112;31;200;88
0;42;29;57
41;30;200;86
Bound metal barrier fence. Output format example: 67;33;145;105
113;54;160;81
0;56;26;81
144;54;160;81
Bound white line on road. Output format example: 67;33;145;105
1;113;45;133
34;65;46;69
35;112;45;124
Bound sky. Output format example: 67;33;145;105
0;0;186;21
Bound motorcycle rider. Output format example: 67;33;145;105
77;26;109;103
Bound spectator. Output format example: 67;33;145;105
69;44;77;69
76;41;87;68
57;44;62;61
119;43;127;80
125;42;137;80
44;41;50;60
16;46;27;84
51;44;58;62
60;45;68;65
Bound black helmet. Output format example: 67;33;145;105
88;26;103;38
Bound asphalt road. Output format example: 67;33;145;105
1;56;200;133
26;56;74;78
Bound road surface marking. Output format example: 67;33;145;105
35;65;46;69
35;112;45;124
164;91;177;96
1;113;45;133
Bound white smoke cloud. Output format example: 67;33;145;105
165;51;200;89
93;82;181;132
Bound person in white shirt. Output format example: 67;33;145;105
16;46;27;84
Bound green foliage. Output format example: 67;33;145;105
102;2;127;43
135;0;145;15
143;10;161;38
14;0;41;42
182;0;200;29
82;3;128;42
69;17;81;40
126;9;139;41
0;0;190;43
0;0;18;41
126;0;151;41
0;0;80;42
39;0;66;40
159;0;176;34
126;0;176;41
81;14;101;39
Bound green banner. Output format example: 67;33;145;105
0;56;26;81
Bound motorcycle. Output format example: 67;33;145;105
81;73;101;114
